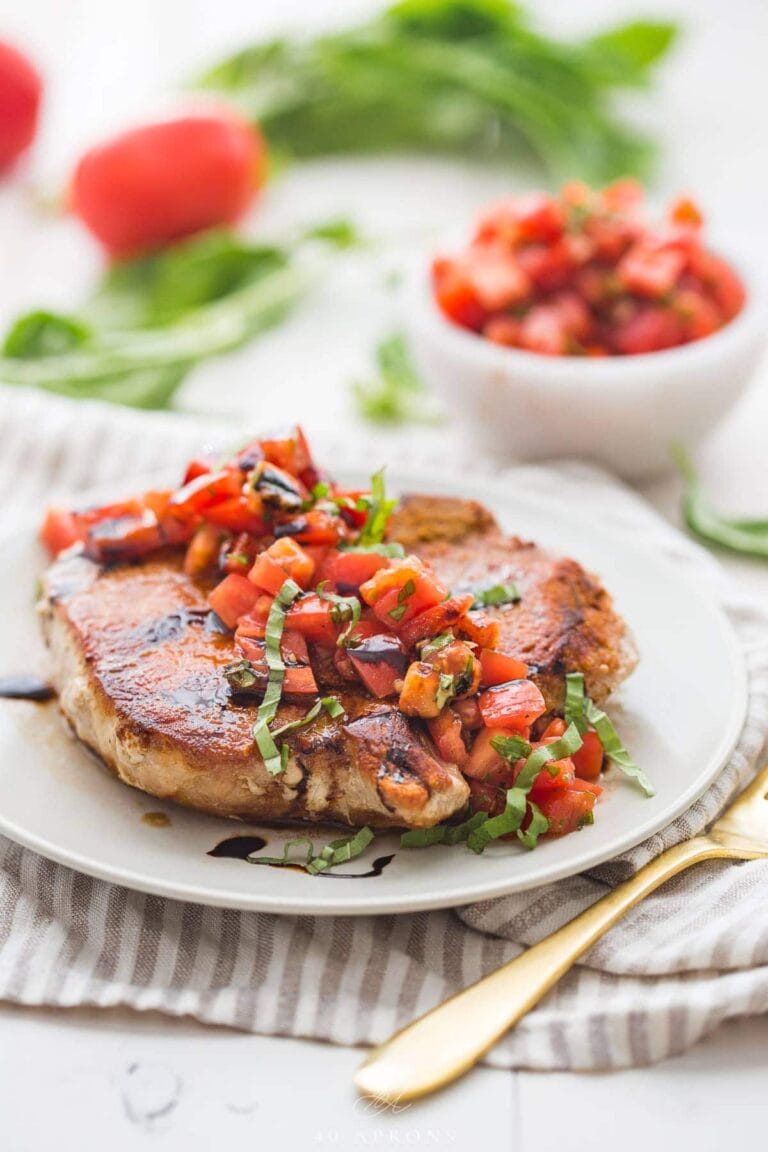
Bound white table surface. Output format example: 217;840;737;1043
1;0;767;1148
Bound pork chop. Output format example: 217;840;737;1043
39;494;636;829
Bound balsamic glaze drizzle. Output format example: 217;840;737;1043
207;835;395;878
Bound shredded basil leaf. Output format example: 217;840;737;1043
271;695;345;742
516;801;550;849
388;603;408;622
357;468;396;547
490;733;533;763
247;837;316;869
435;672;455;710
251;578;303;775
419;632;453;659
306;826;374;874
564;671;588;734
224;658;260;692
585;699;655;797
472;582;521;609
673;444;768;560
400;811;488;849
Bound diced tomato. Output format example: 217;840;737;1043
432;257;488;330
317;549;390;592
360;559;447;630
183;523;222;577
467;778;505;817
453;696;483;731
281;628;311;667
672;289;722;341
463;725;520;781
688;249;746;321
235;595;274;640
259;427;313;477
40;508;83;556
538;783;598;837
85;511;169;561
551;291;593;342
456;611;501;650
285;593;339;647
427;708;468;767
483;315;521;347
517;240;574;293
518;305;568;355
617;241;686;299
610;305;685;355
182;455;217;485
204;498;267;535
275;509;344;547
540;717;566;740
221;532;260;575
208;573;261;629
669;196;703;229
424;640;480;698
398;661;444;718
249;537;315;595
463;250;531;311
348;635;407;698
233;636;318;696
478;679;546;731
478;649;528;687
526;754;576;797
170;469;243;517
571;729;604;782
398;594;474;649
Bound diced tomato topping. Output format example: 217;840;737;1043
525;753;576;797
235;595;274;640
478;679;546;731
398;594;474;649
432;184;744;356
347;635;407;698
249;538;315;595
40;508;83;556
259;427;313;477
276;508;345;547
398;661;444;718
221;532;259;575
463;725;524;782
183;523;222;577
317;549;390;592
571;729;604;782
233;635;318;697
170;470;243;517
207;573;261;629
281;628;311;667
284;593;339;647
453;696;483;731
427;708;468;767
478;649;528;687
540;717;567;740
203;498;267;535
537;783;598;837
360;559;448;629
456;611;501;650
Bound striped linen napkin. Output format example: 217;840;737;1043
2;389;768;1071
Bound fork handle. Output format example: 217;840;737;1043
355;835;731;1103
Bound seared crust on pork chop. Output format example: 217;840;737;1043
39;494;636;827
388;495;637;712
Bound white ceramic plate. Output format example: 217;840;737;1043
0;469;746;915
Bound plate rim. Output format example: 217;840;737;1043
0;467;748;915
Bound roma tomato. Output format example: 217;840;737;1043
348;635;408;698
360;559;447;630
0;41;41;170
538;779;600;837
71;114;265;257
427;708;468;767
285;593;339;647
317;549;390;592
398;594;474;649
478;649;528;687
40;507;83;555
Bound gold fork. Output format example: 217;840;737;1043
355;764;768;1103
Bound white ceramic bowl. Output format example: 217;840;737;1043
405;252;767;480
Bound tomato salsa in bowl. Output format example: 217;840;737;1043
407;182;765;479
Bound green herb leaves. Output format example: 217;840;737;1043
248;826;374;874
357;468;397;547
252;579;303;775
354;333;442;426
673;445;768;560
198;1;677;183
472;582;521;609
565;672;654;796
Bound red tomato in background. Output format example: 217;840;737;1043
71;114;265;257
0;40;42;170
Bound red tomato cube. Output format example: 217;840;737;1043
478;679;546;731
208;574;261;630
249;537;315;594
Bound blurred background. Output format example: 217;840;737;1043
0;0;766;492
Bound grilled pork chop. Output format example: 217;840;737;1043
39;495;636;829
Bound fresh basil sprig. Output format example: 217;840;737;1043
357;468;397;547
